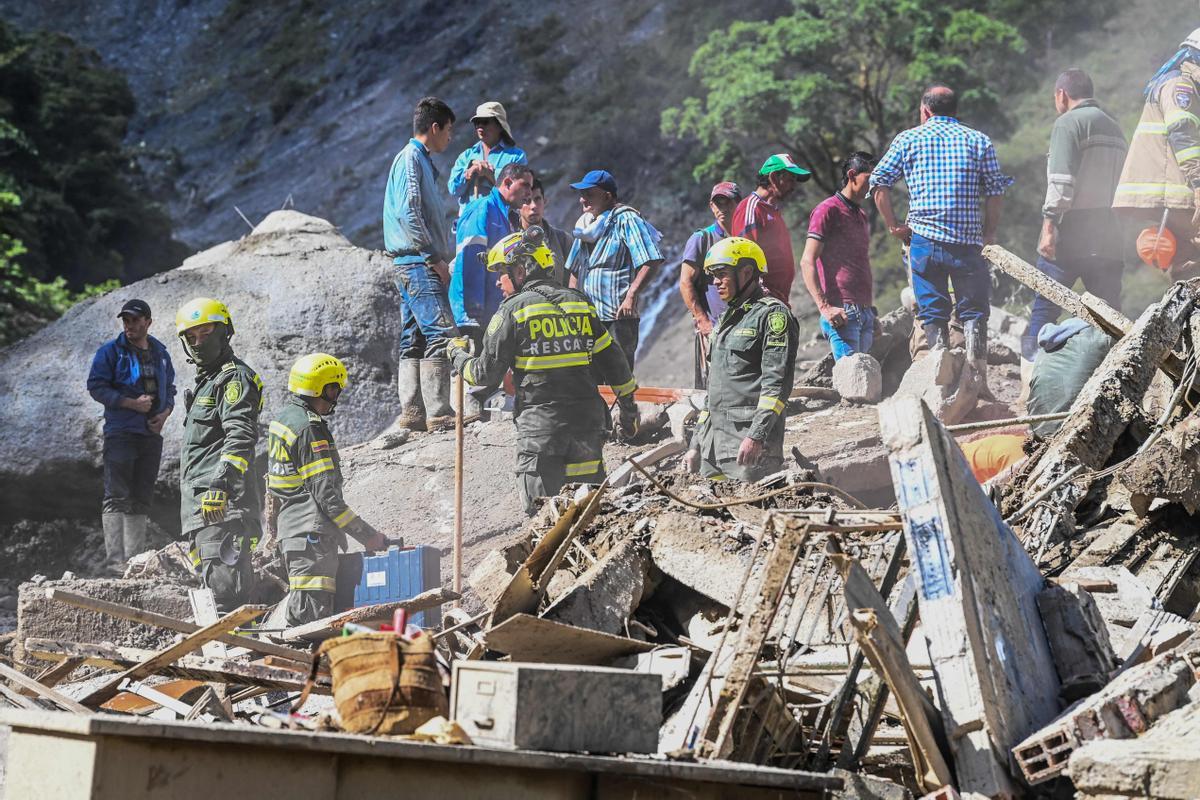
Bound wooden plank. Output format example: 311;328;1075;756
880;395;1062;797
32;657;84;691
280;587;459;642
606;439;686;488
483;614;654;664
0;662;88;714
0;681;39;710
697;518;809;760
189;588;228;659
26;639;327;693
46;588;311;664
79;604;265;708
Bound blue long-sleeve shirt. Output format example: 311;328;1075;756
446;141;528;214
451;187;514;328
382;138;453;266
87;332;176;436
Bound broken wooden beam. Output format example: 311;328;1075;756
880;394;1061;797
25;639;329;694
45;588;310;664
280;587;459;642
1017;281;1196;550
0;662;88;714
79;604;265;707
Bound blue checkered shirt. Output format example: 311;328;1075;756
870;116;1014;246
565;206;664;321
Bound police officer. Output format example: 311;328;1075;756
685;237;799;482
268;353;388;625
176;298;264;613
447;228;640;515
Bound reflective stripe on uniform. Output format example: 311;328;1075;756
289;575;336;592
1135;122;1169;136
611;377;637;397
757;396;785;414
188;548;201;568
1178;145;1200;163
333;508;357;528
270;421;297;445
297;458;334;479
268;473;304;489
1166;109;1200;128
565;459;602;477
512;300;593;322
515;352;591;370
1114;182;1194;196
463;360;477;386
698;410;709;423
220;453;248;472
593;331;613;353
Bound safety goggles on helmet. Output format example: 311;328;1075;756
483;226;556;272
703;236;768;275
289;352;348;398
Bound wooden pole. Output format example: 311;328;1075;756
454;372;465;604
945;411;1070;434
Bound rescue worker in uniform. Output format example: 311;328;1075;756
447;228;640;515
1114;29;1200;275
267;353;388;625
176;298;264;614
685;238;799;482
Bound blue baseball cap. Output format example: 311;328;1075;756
570;169;618;194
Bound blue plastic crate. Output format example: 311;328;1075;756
353;545;442;629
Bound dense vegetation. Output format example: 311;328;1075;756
0;18;184;343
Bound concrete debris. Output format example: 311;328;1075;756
540;538;654;635
1068;700;1200;799
833;353;883;404
1038;582;1120;703
894;346;980;425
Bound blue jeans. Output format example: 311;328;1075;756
1022;255;1122;360
394;262;458;360
819;303;876;360
909;233;989;326
102;432;163;514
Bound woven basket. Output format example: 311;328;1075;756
318;632;447;735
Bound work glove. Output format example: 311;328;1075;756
446;336;472;359
200;488;228;525
616;396;640;442
350;519;388;553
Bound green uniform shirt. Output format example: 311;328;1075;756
692;291;799;475
267;395;357;545
180;357;264;534
450;275;637;434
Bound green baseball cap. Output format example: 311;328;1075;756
760;153;811;181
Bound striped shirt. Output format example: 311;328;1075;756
870;116;1013;246
565;205;664;321
732;193;795;304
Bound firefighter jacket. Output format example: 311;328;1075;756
692;289;799;471
1114;60;1200;211
180;356;264;534
267;395;359;547
450;274;637;435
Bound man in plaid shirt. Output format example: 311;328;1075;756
871;85;1013;386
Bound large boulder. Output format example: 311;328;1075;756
0;211;404;523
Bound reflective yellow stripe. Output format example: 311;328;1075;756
708;473;727;482
1135;122;1169;135
757;395;785;414
1178;145;1200;163
1115;182;1194;196
297;458;334;479
565;459;602;477
333;508;357;528
268;473;304;488
1166;109;1200;128
463;360;477;386
220;453;248;472
515;352;591;370
188;548;201;568
593;331;613;353
289;575;336;592
269;421;297;445
698;410;710;423
611;377;637;397
512;303;559;322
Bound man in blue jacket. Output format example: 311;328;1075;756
87;299;176;573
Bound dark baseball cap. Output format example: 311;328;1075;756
118;299;152;319
570;169;618;194
710;181;742;201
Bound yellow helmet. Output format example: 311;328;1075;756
485;228;556;272
288;353;348;397
176;297;233;334
704;236;768;274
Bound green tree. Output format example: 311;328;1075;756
0;19;185;289
663;0;1116;194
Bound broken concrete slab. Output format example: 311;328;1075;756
541;538;653;635
16;578;193;661
1060;566;1157;656
482;613;654;664
1037;582;1119;703
1115;411;1200;516
647;510;750;609
1069;700;1200;799
894;346;979;425
833;353;882;404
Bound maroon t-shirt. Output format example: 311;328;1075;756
732;193;795;305
806;192;872;306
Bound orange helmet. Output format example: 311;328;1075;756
1136;225;1176;271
